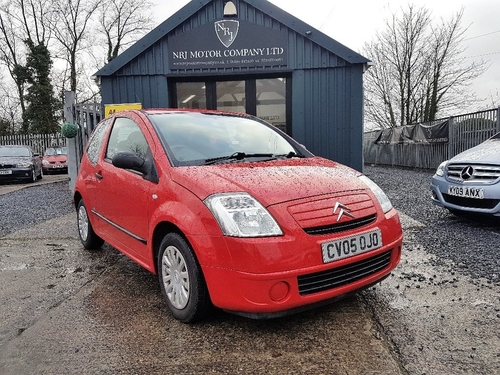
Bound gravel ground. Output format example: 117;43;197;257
0;182;74;237
364;165;500;285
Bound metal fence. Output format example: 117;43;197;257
364;108;500;170
0;133;66;155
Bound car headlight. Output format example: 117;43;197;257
42;160;49;165
435;161;447;177
17;162;33;168
359;175;393;213
204;193;283;237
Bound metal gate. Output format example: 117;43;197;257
64;91;102;191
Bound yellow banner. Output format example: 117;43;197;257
104;103;142;117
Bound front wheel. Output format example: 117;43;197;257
77;199;104;250
157;233;212;323
29;167;36;183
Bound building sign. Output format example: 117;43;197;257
169;20;287;70
104;103;142;117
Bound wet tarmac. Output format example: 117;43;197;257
0;213;402;375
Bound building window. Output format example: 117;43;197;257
173;76;290;134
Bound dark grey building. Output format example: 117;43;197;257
94;0;370;171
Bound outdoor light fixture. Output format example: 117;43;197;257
224;1;237;17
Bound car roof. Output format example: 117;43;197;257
125;108;254;118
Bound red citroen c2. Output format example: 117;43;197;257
73;109;403;323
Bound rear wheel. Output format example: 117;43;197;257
157;233;212;323
77;199;104;249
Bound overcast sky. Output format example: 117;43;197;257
152;0;500;112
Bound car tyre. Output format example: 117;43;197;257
77;199;104;250
157;233;212;323
30;167;37;183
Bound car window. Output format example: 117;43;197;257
105;117;149;160
86;118;112;166
148;112;296;165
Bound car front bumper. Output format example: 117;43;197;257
0;168;34;182
42;164;68;173
191;209;403;317
430;175;500;216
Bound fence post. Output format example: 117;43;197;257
64;91;77;193
447;116;454;161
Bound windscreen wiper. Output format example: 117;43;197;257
276;151;306;158
204;152;276;165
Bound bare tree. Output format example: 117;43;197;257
363;5;487;129
97;0;154;63
51;0;99;95
0;2;28;125
0;0;55;132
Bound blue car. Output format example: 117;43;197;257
430;132;500;216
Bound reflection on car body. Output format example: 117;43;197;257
73;109;403;323
430;131;500;216
0;145;43;183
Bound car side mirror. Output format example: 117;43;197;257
112;151;159;184
112;151;145;171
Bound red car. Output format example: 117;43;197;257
73;109;403;323
42;147;68;174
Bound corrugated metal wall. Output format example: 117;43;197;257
100;0;365;171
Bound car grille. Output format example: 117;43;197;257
442;194;500;209
447;164;500;183
297;250;392;296
287;193;377;235
304;214;376;235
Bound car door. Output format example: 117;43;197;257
92;115;156;266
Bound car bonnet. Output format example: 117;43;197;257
170;157;366;206
450;139;500;164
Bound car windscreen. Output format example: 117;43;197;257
45;147;67;156
0;147;30;157
148;112;299;166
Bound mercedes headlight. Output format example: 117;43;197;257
204;193;283;237
359;175;393;213
435;161;447;177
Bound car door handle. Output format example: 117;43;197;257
95;172;103;180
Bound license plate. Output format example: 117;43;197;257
0;170;12;175
321;229;382;264
448;186;484;199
